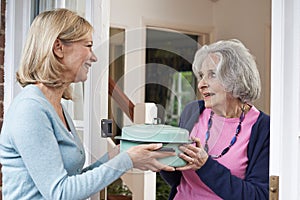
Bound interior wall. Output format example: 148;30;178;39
110;0;271;115
214;0;271;113
111;0;213;28
110;0;214;120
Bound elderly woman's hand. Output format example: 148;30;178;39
176;137;208;171
127;143;176;172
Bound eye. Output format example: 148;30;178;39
198;72;204;80
207;71;216;79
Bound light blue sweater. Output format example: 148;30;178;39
0;85;133;200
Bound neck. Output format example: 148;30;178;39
35;83;66;107
213;100;250;118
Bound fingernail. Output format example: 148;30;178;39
156;143;163;147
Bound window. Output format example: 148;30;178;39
31;0;86;21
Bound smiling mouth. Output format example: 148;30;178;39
202;92;215;98
84;64;91;71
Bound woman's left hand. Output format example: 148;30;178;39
176;137;208;171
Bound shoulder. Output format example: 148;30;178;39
257;111;270;126
248;110;270;155
4;85;55;129
253;111;270;135
9;85;51;112
179;100;205;132
182;100;205;114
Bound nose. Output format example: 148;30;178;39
91;51;97;62
198;78;208;91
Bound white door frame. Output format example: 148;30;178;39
4;0;31;113
83;1;110;199
84;0;110;178
270;0;300;199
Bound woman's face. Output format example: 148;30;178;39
60;34;97;83
197;54;229;111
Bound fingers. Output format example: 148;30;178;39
149;159;176;172
127;143;176;172
128;139;207;172
135;159;175;172
145;144;176;171
152;150;176;158
176;165;193;171
179;145;197;158
176;152;196;171
178;151;195;163
144;143;163;150
192;136;202;148
177;137;208;170
160;165;176;172
140;143;176;158
152;159;175;172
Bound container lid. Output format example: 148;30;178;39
115;124;192;143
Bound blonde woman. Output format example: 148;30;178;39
0;9;175;200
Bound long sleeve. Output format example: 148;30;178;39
159;100;270;200
81;153;109;173
195;112;269;200
0;85;133;200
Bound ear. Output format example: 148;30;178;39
53;39;64;58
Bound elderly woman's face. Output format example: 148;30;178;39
60;34;97;83
197;54;228;110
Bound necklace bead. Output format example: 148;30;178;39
204;108;245;159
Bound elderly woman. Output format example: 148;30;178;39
0;9;175;200
160;39;270;199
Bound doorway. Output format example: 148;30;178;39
145;27;209;126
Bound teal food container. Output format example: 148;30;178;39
115;124;192;167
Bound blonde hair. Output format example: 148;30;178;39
16;8;93;99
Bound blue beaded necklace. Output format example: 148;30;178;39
204;107;246;159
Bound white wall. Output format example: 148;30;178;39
214;0;271;113
111;0;213;28
110;0;214;120
110;0;271;114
